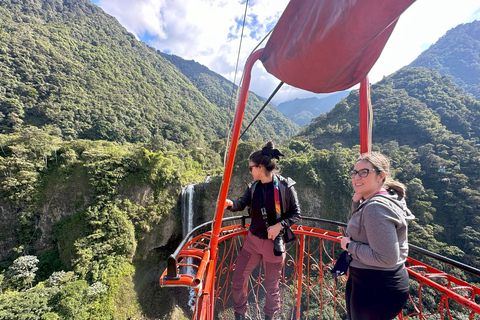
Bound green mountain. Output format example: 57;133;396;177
159;53;299;141
277;20;479;128
407;20;480;100
300;68;480;149
0;0;297;148
296;66;480;263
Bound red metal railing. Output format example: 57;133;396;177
160;216;480;320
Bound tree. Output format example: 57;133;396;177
7;255;39;289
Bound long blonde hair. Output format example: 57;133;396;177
357;152;407;198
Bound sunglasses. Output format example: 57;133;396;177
249;165;259;172
349;168;381;178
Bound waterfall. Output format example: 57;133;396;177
181;184;195;239
181;184;196;310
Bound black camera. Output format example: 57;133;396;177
273;228;285;256
261;207;285;256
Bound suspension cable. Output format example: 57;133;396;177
223;0;250;167
223;9;278;165
229;0;249;103
238;81;284;140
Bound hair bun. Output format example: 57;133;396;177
262;146;284;160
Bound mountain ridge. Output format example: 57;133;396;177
0;0;298;147
275;91;350;127
406;20;480;100
274;20;479;127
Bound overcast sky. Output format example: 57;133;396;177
90;0;480;105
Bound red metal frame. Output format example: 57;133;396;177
208;48;264;318
359;76;371;154
159;49;480;319
160;222;480;319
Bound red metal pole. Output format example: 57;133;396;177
295;234;305;319
359;76;370;154
208;49;264;317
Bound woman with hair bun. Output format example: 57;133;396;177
224;140;301;320
341;152;415;320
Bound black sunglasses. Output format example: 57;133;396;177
249;165;257;172
349;168;381;178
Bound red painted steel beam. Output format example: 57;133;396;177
359;76;370;154
208;48;264;318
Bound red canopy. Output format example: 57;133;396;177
260;0;416;93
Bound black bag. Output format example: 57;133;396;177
330;251;352;278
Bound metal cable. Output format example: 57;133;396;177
238;81;284;140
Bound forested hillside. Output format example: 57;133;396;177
297;67;480;267
276;20;479;127
407;20;480;100
0;0;297;149
160;53;299;140
0;0;479;318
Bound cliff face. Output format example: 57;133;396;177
196;171;336;227
0;136;349;320
0;166;180;265
0;203;20;261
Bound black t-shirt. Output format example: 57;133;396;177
249;181;282;239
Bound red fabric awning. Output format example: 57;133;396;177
259;0;416;93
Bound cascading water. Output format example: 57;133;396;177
181;184;195;240
181;184;196;310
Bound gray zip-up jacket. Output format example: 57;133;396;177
346;191;415;270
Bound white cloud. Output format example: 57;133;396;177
93;0;480;104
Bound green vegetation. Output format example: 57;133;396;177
0;0;479;318
407;20;480;100
0;128;212;319
0;0;297;149
296;67;480;269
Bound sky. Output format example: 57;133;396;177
90;0;480;105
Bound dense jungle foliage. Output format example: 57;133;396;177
298;67;480;268
0;0;479;318
159;53;299;141
0;0;298;148
407;20;480;100
0;127;226;319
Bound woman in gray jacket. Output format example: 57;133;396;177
341;152;414;320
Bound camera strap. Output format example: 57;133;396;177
261;175;281;229
273;175;281;220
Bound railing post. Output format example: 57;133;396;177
295;233;305;319
359;76;371;154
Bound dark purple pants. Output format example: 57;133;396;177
231;231;285;319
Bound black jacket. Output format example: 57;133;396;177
228;175;301;239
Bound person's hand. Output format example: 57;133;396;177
341;236;351;251
224;199;233;210
267;222;283;240
352;193;363;202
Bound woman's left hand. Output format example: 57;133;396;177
267;223;283;240
341;236;351;251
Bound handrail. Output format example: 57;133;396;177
409;244;480;277
160;214;480;320
163;215;480;280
